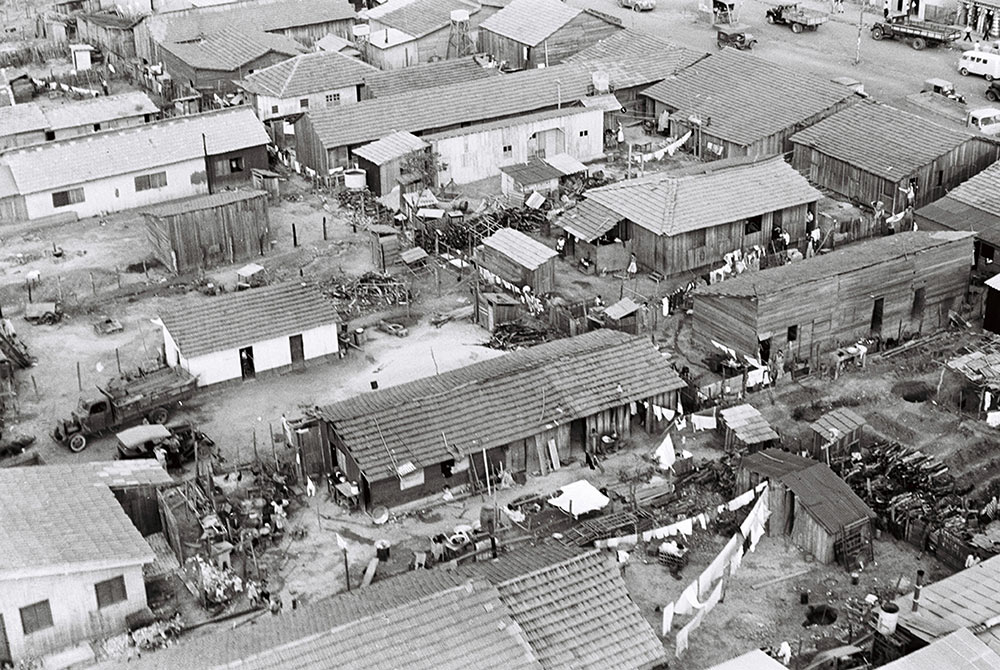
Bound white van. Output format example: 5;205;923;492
959;49;1000;80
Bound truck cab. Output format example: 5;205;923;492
53;397;115;452
922;77;966;103
967;107;1000;135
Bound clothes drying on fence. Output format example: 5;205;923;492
727;489;755;512
691;413;717;432
661;601;674;636
698;533;740;599
675;623;690;658
674;580;702;616
730;543;744;576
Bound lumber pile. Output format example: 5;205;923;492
486;323;549;350
324;272;409;317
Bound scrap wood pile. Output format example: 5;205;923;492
676;453;738;495
0;319;31;368
323;272;409;317
560;169;614;198
337;188;396;227
486;322;550;350
417;207;546;253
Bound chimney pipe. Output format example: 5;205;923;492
911;569;925;613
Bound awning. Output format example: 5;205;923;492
545;153;588;177
558;199;620;242
416;208;445;219
548;480;610;518
580;93;623;113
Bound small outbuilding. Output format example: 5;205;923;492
478;292;522;332
479;228;558;294
557;198;633;273
718;404;779;453
499;157;563;198
368;224;401;271
142;190;270;274
738;449;876;565
944;345;1000;417
591;297;640;335
809;407;866;466
160;281;339;386
353;131;431;197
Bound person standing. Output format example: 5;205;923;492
627;253;638;279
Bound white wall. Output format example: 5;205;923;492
53;114;152;141
0;564;147;661
434;109;604;184
255;85;359;121
175;322;339;386
22;157;209;220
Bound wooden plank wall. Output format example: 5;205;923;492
691;293;759;358
478;30;527;69
790;500;836;563
538;14;620;66
143;192;269;274
112;486;162;536
294;114;330;175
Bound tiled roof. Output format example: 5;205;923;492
603;297;640;320
915;160;1000;248
707;650;788;670
781;463;875;535
880;629;1000;670
500;157;564;186
584;155;819;237
141;189;268;217
896;553;1000;655
740;448;816;481
423;105;596;141
239;50;377;98
454;543;585;584
719;403;778;446
558;198;621;242
480;0;582;46
0;107;268;196
641;48;856;147
353;131;429;165
80;460;175;488
947;349;1000;387
494;551;667;669
161;27;305;71
369;0;478;37
482;228;557;269
316;330;685;480
810;407;866;441
566;28;702;66
146;0;357;45
0;102;48;136
365;56;500;98
0;467;153;579
693;231;975;298
41;91;159;131
790;100;982;181
160;281;338;358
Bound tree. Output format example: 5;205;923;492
401;149;447;189
617;453;656;514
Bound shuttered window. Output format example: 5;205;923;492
134;172;167;192
20;601;53;635
51;188;84;208
95;576;128;609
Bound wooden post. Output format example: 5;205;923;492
253;428;259;464
143;259;148;280
270;422;278;468
115;348;121;373
292;223;298;247
90;272;97;295
31;375;39;401
343;548;351;591
26;280;32;303
57;275;63;301
76;361;82;391
323;217;328;241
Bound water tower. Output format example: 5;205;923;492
353;23;372;65
446;8;474;58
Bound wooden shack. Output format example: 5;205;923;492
479;228;557;294
558;198;632;273
478;292;522;332
718;404;779;453
791;100;1000;212
593;297;640;335
142;191;270;274
369;224;400;271
499;157;562;198
809;407;865;465
692;231;976;372
353;131;430;197
739;450;876;565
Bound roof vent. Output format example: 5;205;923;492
591;71;609;94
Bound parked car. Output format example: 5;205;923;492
716;23;757;50
619;0;655;10
959;48;1000;80
115;421;213;468
986;80;1000;102
922;78;966;103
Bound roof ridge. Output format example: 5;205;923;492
495;548;604;586
279;54;303;98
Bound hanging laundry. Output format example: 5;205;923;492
677;517;694;536
690;605;707;631
704;579;723;615
673;580;702;616
675;624;689;658
665;130;691;157
661;601;675;636
778;641;792;665
984;390;993;412
697;513;708;530
691;413;717;432
655;433;676;471
698;533;739;598
660;408;676;423
730;543;744;576
728;489;755;512
653;405;664;421
746;366;768;388
749;517;766;552
675;415;687;431
630;401;638;415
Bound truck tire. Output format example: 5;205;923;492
912;37;926;50
68;434;87;453
987;89;999;102
149;407;169;424
871;26;884;40
987;74;995;82
766;13;775;23
791;22;803;33
960;67;970;76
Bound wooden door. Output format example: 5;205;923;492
239;346;256;380
0;613;11;666
289;334;304;364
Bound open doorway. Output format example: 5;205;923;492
870;297;885;335
289;334;304;365
759;337;771;364
239;346;256;380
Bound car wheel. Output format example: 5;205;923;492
871;26;884;40
633;3;641;10
912;37;926;50
766;13;775;23
960;67;970;76
149;407;169;424
68;434;87;453
987;74;995;82
988;89;999;102
791;22;803;33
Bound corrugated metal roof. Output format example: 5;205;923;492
810;407;866;441
240;50;377;98
353;131;429;165
0;107;268;196
0;102;49;136
585;155;820;237
915;161;1000;248
482;227;557;270
363;57;496;98
706;650;788;670
544;153;587;176
780;463;875;535
455;543;584;583
141;189;268;217
641;48;856;147
719;403;778;445
790;100;983;181
41;91;159;131
740;448;816;481
694;231;975;298
880;629;1000;670
896;554;1000;655
558;198;621;241
0;466;153;578
146;0;356;45
499;157;563;186
317;330;685;480
603;297;639;320
480;0;582;46
370;0;479;37
495;551;668;669
315;33;356;53
161;27;305;71
159;281;338;358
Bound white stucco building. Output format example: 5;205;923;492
159;281;340;386
0;467;154;664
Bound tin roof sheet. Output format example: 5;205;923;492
141;189;267;217
353;131;429;165
499;157;563;186
41;91;159;131
780;463;876;535
740;448;816;480
482;227;557;270
810;407;866;440
880;629;1000;670
479;0;582;46
558;198;621;242
915;160;1000;248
